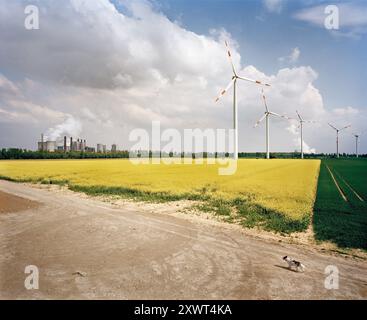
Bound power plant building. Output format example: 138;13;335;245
85;146;95;153
71;139;86;152
38;134;111;154
97;144;106;153
38;140;57;152
38;134;88;152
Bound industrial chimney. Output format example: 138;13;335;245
70;137;73;152
41;133;44;152
64;136;67;152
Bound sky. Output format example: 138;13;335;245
0;0;366;154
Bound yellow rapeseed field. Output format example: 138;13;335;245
0;159;320;220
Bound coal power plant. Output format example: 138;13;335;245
37;134;117;153
38;134;94;153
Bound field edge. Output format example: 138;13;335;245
0;174;310;234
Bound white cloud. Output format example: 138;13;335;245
293;3;367;37
0;74;66;123
0;0;365;154
286;123;316;154
0;107;33;124
0;74;20;96
333;106;359;116
302;140;316;154
289;47;300;63
278;47;300;65
263;0;284;14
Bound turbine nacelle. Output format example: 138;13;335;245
328;123;351;158
214;42;271;103
294;110;317;124
352;131;363;138
328;123;351;133
253;89;291;160
254;89;290;127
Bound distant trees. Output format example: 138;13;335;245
0;148;365;160
0;149;129;160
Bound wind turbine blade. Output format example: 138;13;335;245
296;110;303;121
304;120;317;124
214;78;235;102
280;114;294;120
269;112;293;122
340;124;351;131
237;76;271;87
269;111;282;118
328;123;338;131
254;114;266;127
225;41;237;76
261;89;269;112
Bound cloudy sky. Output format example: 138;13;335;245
0;0;366;154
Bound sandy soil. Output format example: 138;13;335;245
0;190;39;214
49;185;366;259
0;180;366;300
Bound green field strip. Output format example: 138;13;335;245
312;162;350;213
333;174;362;210
329;159;367;200
313;160;367;250
325;164;348;202
333;169;364;202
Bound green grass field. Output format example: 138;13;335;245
313;159;367;249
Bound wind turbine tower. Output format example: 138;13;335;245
352;132;363;158
215;41;271;160
254;89;290;159
328;123;351;158
295;111;317;159
354;134;359;158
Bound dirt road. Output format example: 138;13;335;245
0;180;366;299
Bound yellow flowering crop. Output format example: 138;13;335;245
0;159;320;220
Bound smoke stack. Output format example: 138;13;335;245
41;133;44;152
70;137;73;151
64;136;67;152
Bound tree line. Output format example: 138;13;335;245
1;148;365;160
0;149;129;159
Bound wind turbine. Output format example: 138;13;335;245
254;89;290;159
328;123;351;158
295;110;317;159
351;132;363;158
215;41;271;160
